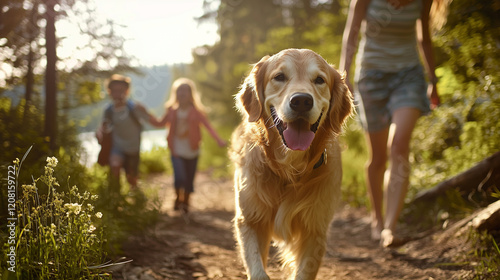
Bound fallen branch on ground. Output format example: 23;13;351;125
412;151;500;204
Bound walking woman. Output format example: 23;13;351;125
340;0;448;246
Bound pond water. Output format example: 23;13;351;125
78;129;167;167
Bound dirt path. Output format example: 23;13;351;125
112;172;474;280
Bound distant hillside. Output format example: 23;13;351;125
71;65;173;132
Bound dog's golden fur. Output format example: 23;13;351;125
230;49;353;280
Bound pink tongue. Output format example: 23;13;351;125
283;120;315;151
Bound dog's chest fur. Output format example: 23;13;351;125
235;131;341;240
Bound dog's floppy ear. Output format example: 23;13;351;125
237;55;269;122
328;66;354;134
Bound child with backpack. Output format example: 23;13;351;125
96;74;157;192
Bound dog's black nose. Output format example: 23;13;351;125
290;93;313;112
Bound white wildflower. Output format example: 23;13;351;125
64;203;82;216
95;212;103;219
46;157;58;168
88;225;96;233
50;223;58;236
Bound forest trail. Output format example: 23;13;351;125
112;172;474;280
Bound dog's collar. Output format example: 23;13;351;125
313;149;327;169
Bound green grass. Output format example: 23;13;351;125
1;157;111;279
465;229;500;279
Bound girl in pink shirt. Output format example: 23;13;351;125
153;78;226;213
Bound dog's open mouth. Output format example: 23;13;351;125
270;106;322;151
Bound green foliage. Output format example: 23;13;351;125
435;0;500;88
407;1;500;267
0;97;95;199
139;146;171;175
75;80;104;105
406;11;500;274
0;98;49;167
1;158;110;279
0;97;161;278
255;26;296;57
465;229;500;279
341;119;368;207
411;0;499;203
198;125;233;178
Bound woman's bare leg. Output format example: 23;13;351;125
365;128;389;240
382;107;421;247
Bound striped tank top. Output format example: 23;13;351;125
357;0;422;72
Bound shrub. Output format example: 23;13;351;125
139;145;170;175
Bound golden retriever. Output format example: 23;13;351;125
229;49;354;280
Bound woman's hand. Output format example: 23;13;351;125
217;138;227;148
427;83;440;110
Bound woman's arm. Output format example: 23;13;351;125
417;0;441;109
339;0;370;92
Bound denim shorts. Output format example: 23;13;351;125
355;65;430;132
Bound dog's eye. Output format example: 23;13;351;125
314;76;325;85
273;73;286;82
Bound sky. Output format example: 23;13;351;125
59;0;220;67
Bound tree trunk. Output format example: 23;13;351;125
44;0;57;151
412;152;500;204
25;45;34;103
24;2;39;106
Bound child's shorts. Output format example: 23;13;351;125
110;147;140;177
355;64;430;132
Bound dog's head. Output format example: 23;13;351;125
236;49;353;151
